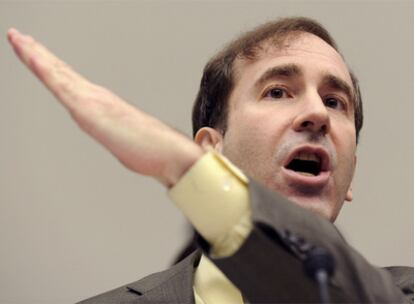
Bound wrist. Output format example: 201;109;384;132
161;142;205;188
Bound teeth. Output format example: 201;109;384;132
295;152;320;162
297;172;314;176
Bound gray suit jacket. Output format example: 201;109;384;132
78;180;414;303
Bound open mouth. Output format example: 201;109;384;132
284;148;329;178
286;153;321;176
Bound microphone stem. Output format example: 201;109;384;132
315;270;330;304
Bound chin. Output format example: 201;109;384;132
285;193;337;222
261;176;340;222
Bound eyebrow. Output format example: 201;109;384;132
322;74;354;105
254;63;354;105
255;64;302;89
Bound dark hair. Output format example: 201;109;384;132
192;17;363;143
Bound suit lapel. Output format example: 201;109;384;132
126;250;201;304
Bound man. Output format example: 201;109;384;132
8;17;414;303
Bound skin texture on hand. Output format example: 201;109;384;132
7;28;204;188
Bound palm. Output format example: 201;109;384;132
7;29;203;187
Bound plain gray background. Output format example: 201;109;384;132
1;1;413;303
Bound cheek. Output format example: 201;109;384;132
228;105;283;139
222;124;265;166
225;107;274;151
332;123;357;186
222;108;280;176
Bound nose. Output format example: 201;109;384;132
292;92;330;135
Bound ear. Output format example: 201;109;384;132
194;127;224;152
345;154;357;202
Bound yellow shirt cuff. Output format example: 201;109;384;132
168;151;252;257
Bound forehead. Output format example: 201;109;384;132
232;33;352;89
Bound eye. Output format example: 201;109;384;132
324;96;346;111
264;87;288;99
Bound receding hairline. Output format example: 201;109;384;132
232;31;348;78
192;17;363;143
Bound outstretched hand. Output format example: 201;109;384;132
7;28;204;187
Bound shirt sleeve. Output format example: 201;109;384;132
168;150;252;257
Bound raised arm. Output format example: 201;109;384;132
7;28;203;188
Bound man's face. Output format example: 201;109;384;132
219;33;357;222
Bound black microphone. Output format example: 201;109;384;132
304;246;335;304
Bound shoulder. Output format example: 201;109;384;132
384;266;414;301
76;251;201;304
75;283;136;304
384;266;414;285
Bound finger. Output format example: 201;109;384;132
7;28;92;111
